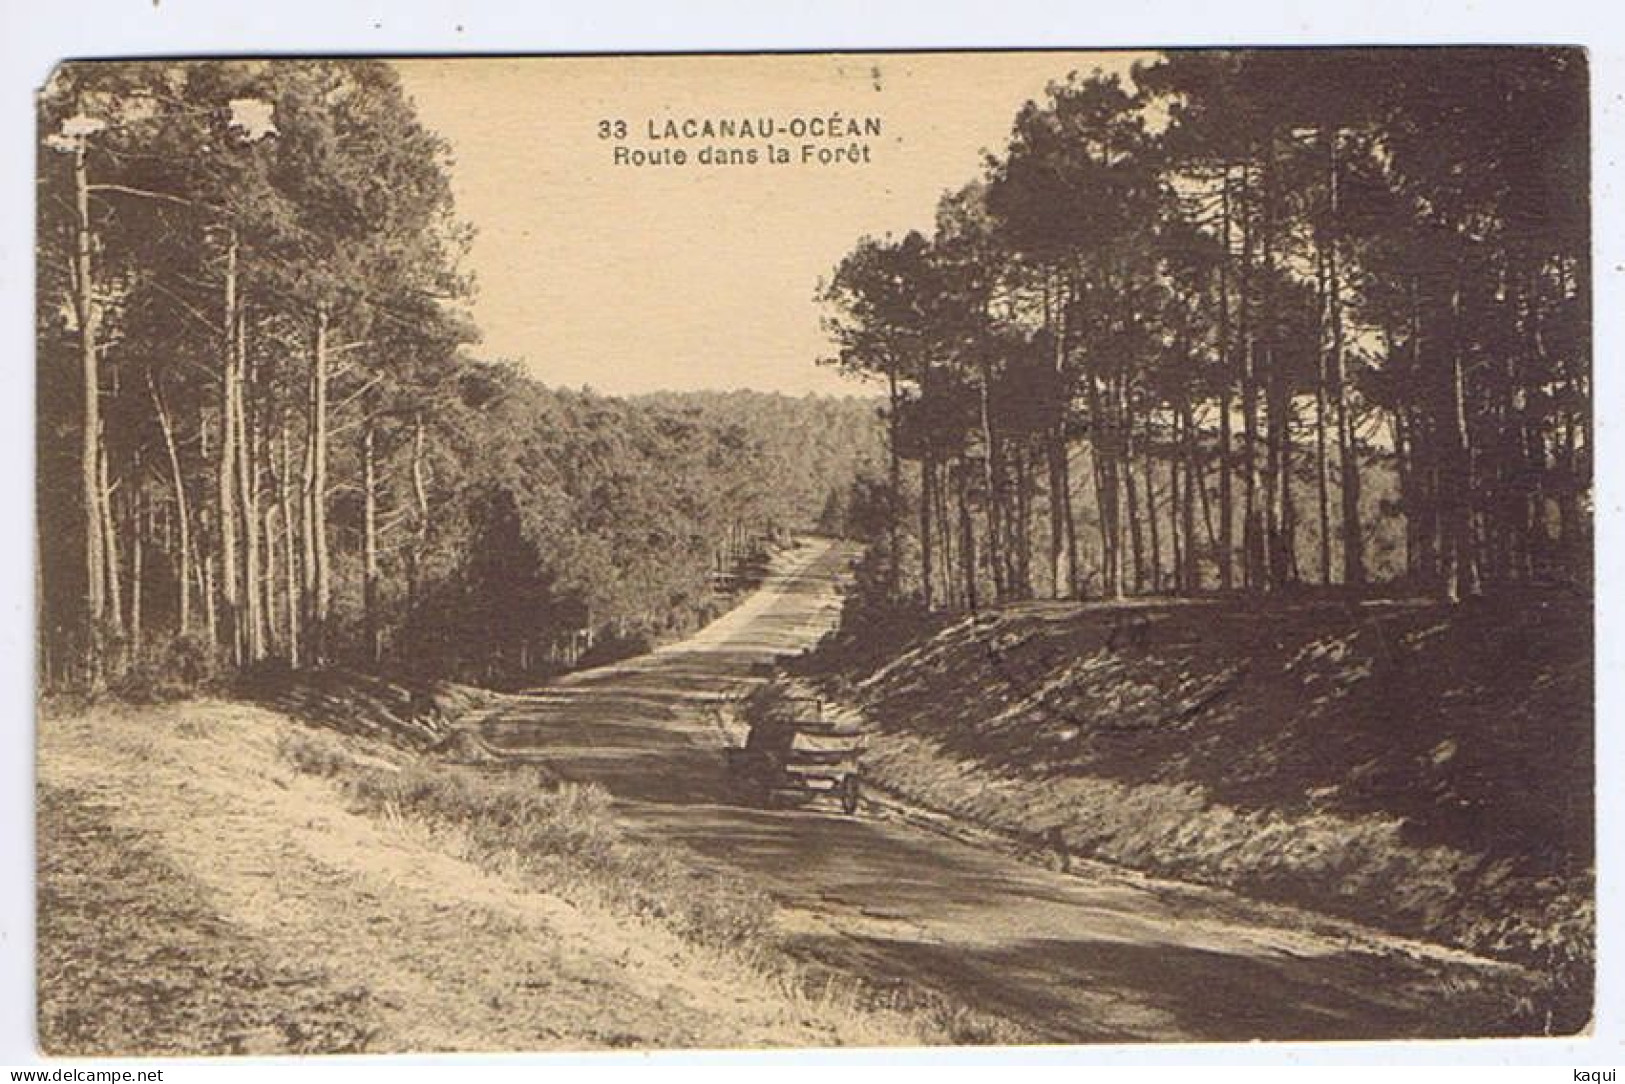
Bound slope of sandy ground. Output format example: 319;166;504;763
37;698;926;1055
798;587;1591;1021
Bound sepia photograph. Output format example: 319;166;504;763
31;47;1593;1055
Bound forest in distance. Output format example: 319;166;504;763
819;48;1590;616
34;49;1591;698
35;58;883;692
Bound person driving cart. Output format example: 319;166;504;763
729;680;862;815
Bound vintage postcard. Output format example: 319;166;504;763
33;50;1591;1053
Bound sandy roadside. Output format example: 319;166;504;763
37;699;926;1054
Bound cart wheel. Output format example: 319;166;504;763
841;775;861;815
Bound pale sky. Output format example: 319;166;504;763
395;53;1149;396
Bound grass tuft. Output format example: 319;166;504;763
291;757;776;951
276;729;357;779
278;732;1022;1043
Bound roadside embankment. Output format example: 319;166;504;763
36;693;941;1054
795;590;1592;1031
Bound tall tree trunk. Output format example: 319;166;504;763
1143;412;1162;594
977;358;1005;603
996;453;1018;598
301;332;317;660
303;304;331;663
148;371;192;635
97;427;123;642
1237;169;1264;591
931;457;951;609
1179;395;1201;593
1392;405;1417;578
279;410;301;667
362;414;381;665
1061;450;1080;599
1168;418;1185;594
1047;282;1071;599
202;557;217;648
72;140;106;660
886;368;903;598
1015;442;1035;598
1121;377;1145;594
1261;363;1286;589
199;415;218;648
1327;132;1364;587
957;460;978;611
1258;137;1297;590
1442;268;1480;602
1258;141;1290;590
261;483;279;658
258;415;277;656
217;230;241;663
1554;255;1589;579
234;297;265;662
1085;434;1110;594
130;478;144;651
1217;169;1236;591
1497;263;1530;584
408;410;429;611
1519;263;1550;578
937;459;957;609
1087;370;1121;599
1277;394;1300;586
1314;243;1334;585
919;456;935;611
1048;436;1067;598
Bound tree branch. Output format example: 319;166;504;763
86;183;220;212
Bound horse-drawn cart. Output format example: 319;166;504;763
727;690;863;814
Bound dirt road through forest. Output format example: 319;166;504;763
478;538;1534;1043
